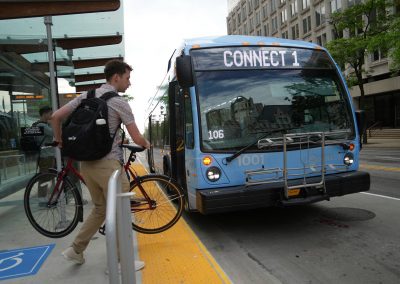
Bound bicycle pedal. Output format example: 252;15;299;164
99;225;106;236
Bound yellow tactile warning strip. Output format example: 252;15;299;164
360;164;400;172
132;164;232;284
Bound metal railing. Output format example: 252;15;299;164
366;121;383;138
106;169;137;284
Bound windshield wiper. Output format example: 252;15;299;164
225;127;292;164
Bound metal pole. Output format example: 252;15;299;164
44;16;62;172
117;191;136;284
106;170;120;283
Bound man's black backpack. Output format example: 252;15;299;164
62;89;119;161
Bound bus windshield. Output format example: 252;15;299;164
195;67;354;151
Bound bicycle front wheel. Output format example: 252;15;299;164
24;172;82;238
130;174;184;234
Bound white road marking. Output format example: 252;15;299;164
361;192;400;201
376;156;400;160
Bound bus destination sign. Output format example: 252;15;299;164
191;47;334;70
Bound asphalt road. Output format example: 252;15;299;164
139;147;400;284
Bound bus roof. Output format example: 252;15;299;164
182;35;323;53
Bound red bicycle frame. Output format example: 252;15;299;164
47;158;85;205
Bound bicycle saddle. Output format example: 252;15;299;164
120;144;145;153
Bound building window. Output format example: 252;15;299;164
315;2;326;27
271;0;277;13
302;0;310;10
256;11;261;26
272;16;278;32
372;49;388;62
244;23;248;34
242;5;247;19
237;13;241;24
262;4;268;19
263;23;270;35
254;0;260;8
280;0;286;5
248;0;253;13
257;29;262;36
348;0;362;7
281;9;288;24
316;33;327;46
330;0;342;13
282;30;289;38
332;28;343;39
303;15;311;34
250;17;255;31
290;0;298;17
291;23;299;39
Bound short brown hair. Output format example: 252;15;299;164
104;60;133;81
39;106;52;116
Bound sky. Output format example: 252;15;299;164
123;0;228;131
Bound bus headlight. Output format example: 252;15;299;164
343;152;354;166
206;167;221;182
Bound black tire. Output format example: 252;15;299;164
24;172;82;238
130;174;184;234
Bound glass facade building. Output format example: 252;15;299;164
0;4;124;197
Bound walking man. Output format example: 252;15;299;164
51;60;150;271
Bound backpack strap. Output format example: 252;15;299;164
100;91;119;101
98;91;121;141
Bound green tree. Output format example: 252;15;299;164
326;0;394;109
121;93;134;101
386;15;400;70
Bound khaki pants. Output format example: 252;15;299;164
72;159;129;254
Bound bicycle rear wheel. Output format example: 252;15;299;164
130;174;184;234
24;172;82;238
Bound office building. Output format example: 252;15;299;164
226;0;400;129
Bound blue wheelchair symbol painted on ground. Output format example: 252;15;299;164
0;244;55;281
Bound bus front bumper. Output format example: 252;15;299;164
196;171;370;214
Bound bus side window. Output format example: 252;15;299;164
184;93;194;149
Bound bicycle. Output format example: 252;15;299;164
24;143;185;238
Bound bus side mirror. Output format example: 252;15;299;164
176;55;194;88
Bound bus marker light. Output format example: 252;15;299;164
349;143;355;151
242;42;250;46
203;156;212;166
288;188;301;197
192;44;201;49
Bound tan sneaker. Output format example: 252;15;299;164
62;247;85;265
105;260;145;274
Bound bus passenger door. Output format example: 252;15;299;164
183;88;197;210
168;81;186;188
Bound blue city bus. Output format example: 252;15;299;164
145;35;370;214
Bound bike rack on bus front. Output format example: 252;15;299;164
245;131;351;200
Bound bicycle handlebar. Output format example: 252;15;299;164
120;144;145;153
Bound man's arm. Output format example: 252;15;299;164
50;105;73;147
126;121;150;149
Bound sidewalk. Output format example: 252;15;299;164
363;138;400;149
0;186;142;284
0;164;234;284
